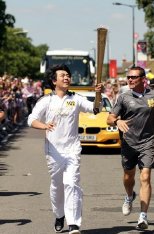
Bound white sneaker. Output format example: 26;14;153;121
136;216;148;230
122;191;136;216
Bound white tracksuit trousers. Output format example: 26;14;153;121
46;153;83;227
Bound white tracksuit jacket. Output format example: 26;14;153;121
28;92;94;227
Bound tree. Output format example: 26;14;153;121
136;0;154;58
0;1;48;79
0;0;15;47
0;27;48;79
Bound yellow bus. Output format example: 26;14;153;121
40;50;96;94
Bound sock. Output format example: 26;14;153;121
126;194;133;202
140;212;147;218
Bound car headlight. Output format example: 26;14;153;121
106;126;118;132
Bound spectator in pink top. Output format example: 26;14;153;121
21;77;36;115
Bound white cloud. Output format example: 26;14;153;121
44;4;56;12
111;13;126;20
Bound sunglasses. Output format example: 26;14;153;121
127;75;143;80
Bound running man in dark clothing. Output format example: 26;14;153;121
107;66;154;230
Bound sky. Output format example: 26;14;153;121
6;0;147;66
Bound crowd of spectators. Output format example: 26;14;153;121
103;78;128;106
0;74;43;144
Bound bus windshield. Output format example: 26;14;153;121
46;55;93;86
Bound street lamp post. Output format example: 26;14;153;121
107;30;110;78
113;2;136;66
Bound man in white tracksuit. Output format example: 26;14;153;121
28;64;102;234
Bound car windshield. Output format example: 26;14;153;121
47;55;92;86
86;96;112;112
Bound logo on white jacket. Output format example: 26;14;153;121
66;101;76;107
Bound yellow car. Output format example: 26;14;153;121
77;91;121;148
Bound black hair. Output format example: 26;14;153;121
128;66;145;77
44;64;71;90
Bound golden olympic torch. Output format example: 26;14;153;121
94;27;108;109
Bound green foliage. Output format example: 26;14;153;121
0;1;48;79
136;0;153;9
0;0;15;47
144;31;154;58
0;27;49;79
136;0;154;28
136;0;154;58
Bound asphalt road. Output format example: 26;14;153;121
0;125;154;234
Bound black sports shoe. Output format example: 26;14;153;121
54;216;65;233
69;225;80;234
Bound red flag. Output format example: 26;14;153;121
109;59;117;78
